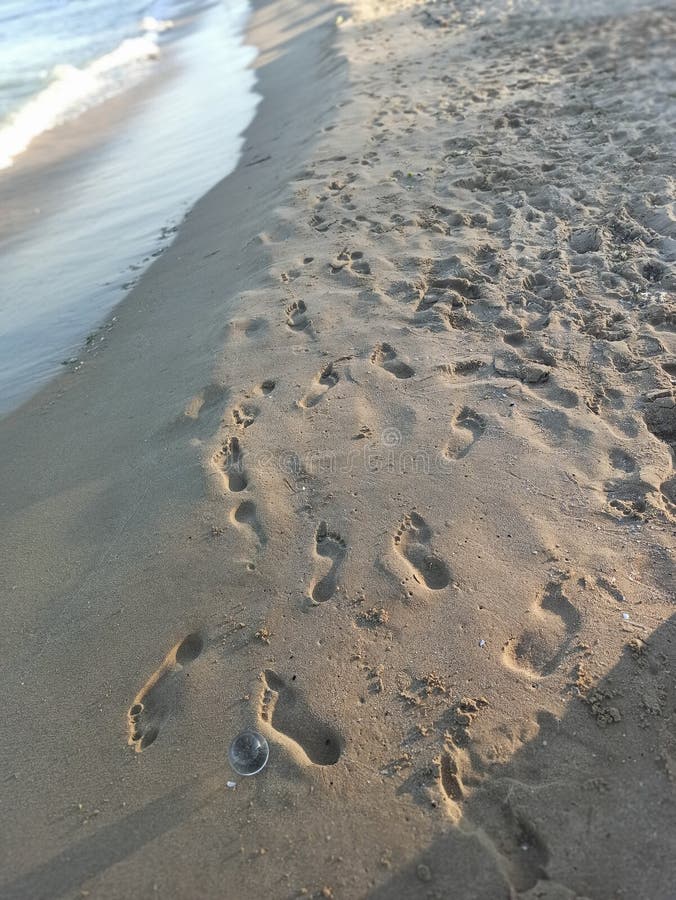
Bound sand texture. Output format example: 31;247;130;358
0;0;675;897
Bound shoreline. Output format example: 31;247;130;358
0;52;174;243
1;0;675;897
0;0;258;416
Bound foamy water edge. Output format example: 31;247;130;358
0;17;175;170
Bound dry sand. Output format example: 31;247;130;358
0;0;675;897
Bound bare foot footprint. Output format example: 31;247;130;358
128;632;203;752
446;407;486;459
286;300;310;331
224;316;269;342
232;402;258;428
179;383;228;424
493;803;550;893
310;522;346;602
502;581;581;677
608;447;636;472
215;436;248;492
256;379;276;396
299;362;340;408
371;342;414;379
394;512;451;590
231;499;266;546
330;248;371;277
260;670;342;764
438;750;465;804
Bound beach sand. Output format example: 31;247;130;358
0;0;674;897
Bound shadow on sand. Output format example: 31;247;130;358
369;614;675;899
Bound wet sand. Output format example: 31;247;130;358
0;0;674;898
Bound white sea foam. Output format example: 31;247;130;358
0;24;171;170
141;17;175;33
0;0;258;415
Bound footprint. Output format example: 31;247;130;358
438;751;464;804
493;350;549;385
299;362;340;409
596;576;625;603
609;448;636;472
286;300;310;331
318;362;339;387
604;477;652;520
215;437;248;492
181;383;228;423
502;581;580;677
446;407;486;459
127;633;203;752
162;383;229;436
256;379;276;396
450;358;488;377
224;316;268;342
394;513;451;590
371;342;414;379
330;249;371;277
309;214;332;233
231;500;266;545
281;267;302;283
260;670;342;765
232;402;258;428
495;804;550;893
310;522;347;602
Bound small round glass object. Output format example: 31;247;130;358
228;730;269;776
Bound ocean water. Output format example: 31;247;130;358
0;0;154;118
0;0;219;168
0;0;259;414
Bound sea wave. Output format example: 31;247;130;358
0;19;174;170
